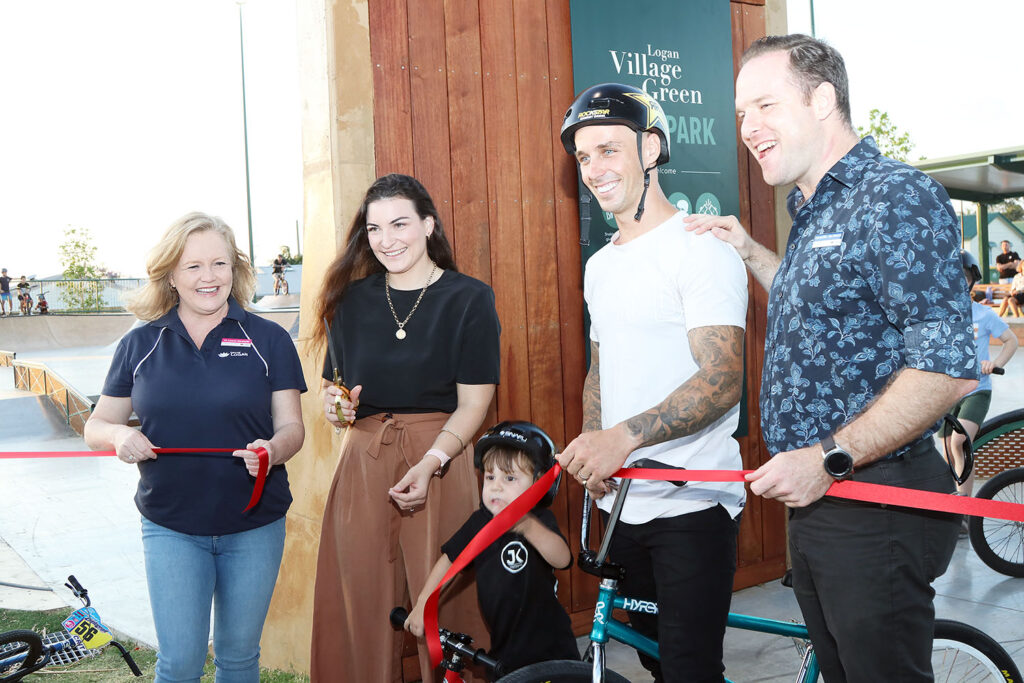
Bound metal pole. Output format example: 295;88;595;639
809;0;817;37
238;2;255;266
295;219;301;256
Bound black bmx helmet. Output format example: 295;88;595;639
474;421;561;509
560;83;671;223
960;249;982;288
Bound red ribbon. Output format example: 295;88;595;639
0;447;270;512
423;464;1024;668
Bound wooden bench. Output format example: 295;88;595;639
971;283;1012;306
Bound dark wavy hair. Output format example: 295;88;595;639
742;34;852;129
311;174;457;355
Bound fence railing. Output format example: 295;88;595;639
15;278;144;313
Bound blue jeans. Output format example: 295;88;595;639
141;517;286;683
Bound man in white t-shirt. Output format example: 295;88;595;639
557;82;748;682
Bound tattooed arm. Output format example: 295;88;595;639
624;325;744;447
557;325;745;496
582;341;602;433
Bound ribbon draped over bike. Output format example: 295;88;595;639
0;447;270;512
422;463;1024;669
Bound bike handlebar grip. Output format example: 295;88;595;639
66;575;85;593
992;366;1006;375
476;651;503;677
389;607;409;629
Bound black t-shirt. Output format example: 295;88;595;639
996;251;1020;277
321;270;500;418
272;257;286;274
0;276;11;293
442;507;579;672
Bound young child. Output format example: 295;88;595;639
35;293;48;314
405;421;579;674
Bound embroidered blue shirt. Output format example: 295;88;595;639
761;137;976;456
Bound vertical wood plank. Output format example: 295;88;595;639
369;0;413;174
443;0;491;282
479;0;530;421
407;0;455;239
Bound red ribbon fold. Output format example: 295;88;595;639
0;447;270;512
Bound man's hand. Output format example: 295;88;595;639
558;426;635;498
745;445;833;507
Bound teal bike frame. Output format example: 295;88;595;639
578;460;820;682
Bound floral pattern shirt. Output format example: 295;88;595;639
761;137;976;456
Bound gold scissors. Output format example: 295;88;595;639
323;316;353;432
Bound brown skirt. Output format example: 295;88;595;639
309;412;489;682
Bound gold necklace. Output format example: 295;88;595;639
385;263;438;340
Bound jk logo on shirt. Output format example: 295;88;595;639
501;541;528;574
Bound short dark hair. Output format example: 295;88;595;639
481;445;537;480
742;34;852;128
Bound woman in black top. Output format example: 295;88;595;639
309;174;500;681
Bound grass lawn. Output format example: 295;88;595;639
0;607;308;682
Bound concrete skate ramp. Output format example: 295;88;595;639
253;294;300;310
0;395;78;447
0;314;139;353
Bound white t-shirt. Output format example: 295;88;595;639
584;211;748;524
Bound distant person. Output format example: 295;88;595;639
944;251;1018;502
18;288;32;316
405;422;578;673
997;260;1024;318
0;268;11;316
15;275;30;295
272;253;288;295
996;240;1020;284
84;211;306;683
34;293;49;315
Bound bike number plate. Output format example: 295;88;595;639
63;606;113;649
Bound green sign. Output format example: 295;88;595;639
567;0;747;435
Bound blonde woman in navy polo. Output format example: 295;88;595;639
85;212;306;683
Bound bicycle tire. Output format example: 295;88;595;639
968;467;1024;577
932;619;1021;682
496;660;630;682
0;630;44;682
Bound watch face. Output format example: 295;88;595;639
824;450;853;478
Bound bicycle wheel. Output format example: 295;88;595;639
497;659;630;682
932;619;1021;682
0;630;44;682
968;467;1024;577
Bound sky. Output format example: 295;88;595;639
1;0;301;279
785;0;1024;162
3;1;1022;279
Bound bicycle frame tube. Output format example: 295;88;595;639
727;613;820;682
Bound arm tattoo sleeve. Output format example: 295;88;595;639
624;325;744;448
582;341;602;432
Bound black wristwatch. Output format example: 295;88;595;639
821;434;854;479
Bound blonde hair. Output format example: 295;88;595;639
129;212;256;321
481;446;536;479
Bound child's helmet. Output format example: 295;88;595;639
474;421;561;508
960;249;982;288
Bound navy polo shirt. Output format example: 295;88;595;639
102;298;307;535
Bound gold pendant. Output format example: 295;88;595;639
396;328;407;340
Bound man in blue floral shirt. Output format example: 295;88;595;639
687;35;977;682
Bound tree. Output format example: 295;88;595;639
58;226;105;311
857;109;915;162
994;198;1024;222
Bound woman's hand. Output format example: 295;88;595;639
388;458;434;510
233;439;273;476
112;425;157;465
322;383;361;426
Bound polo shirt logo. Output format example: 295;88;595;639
221;338;252;347
500;540;528;574
217;351;249;358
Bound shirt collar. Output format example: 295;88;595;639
152;297;247;337
787;136;881;218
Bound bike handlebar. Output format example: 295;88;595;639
388;607;504;677
992;366;1006;375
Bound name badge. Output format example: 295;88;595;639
811;232;842;249
221;338;252;347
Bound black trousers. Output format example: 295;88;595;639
789;442;960;683
605;504;739;683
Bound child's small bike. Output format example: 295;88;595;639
389;607;505;682
0;575;142;681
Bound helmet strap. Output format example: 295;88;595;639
577;174;592;247
634;169;652;222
